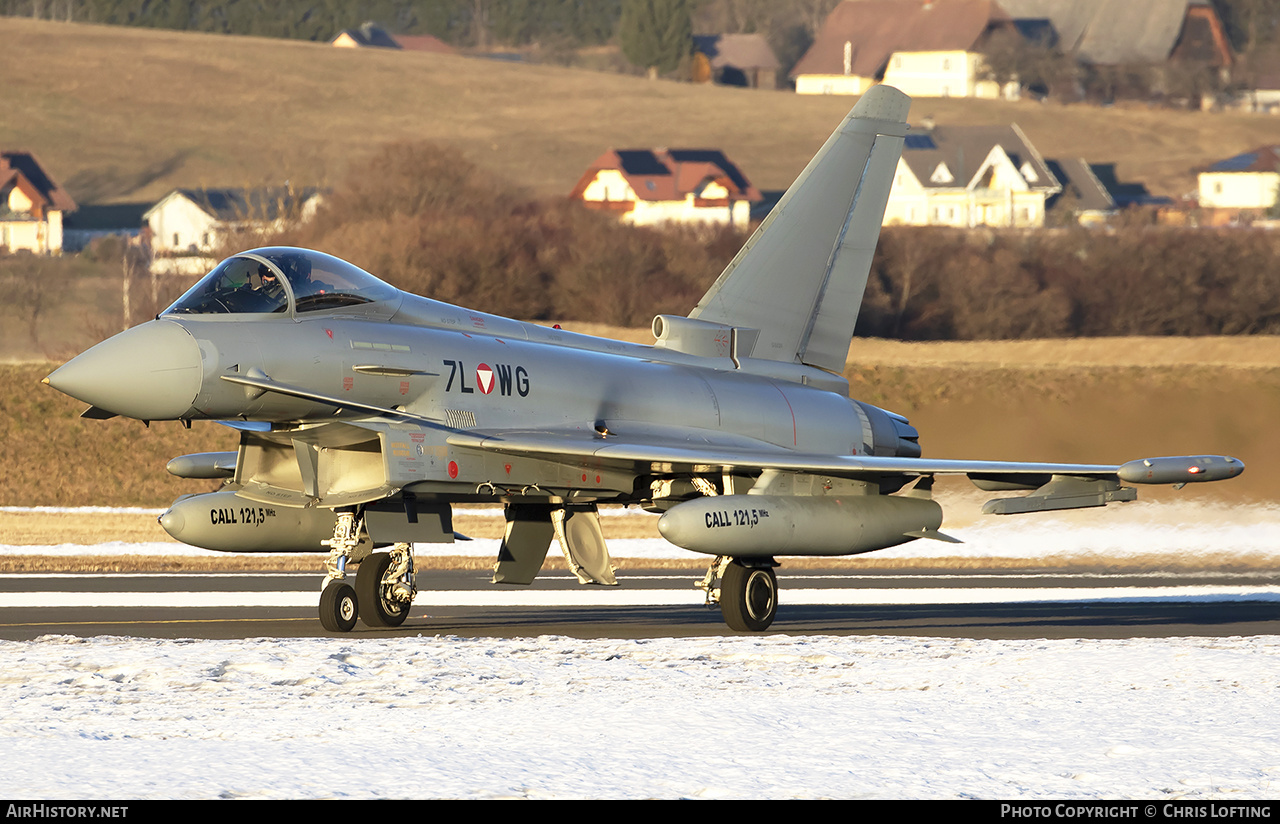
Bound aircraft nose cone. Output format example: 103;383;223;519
45;320;202;420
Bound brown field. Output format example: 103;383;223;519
4;18;1279;205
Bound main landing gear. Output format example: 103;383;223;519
318;510;417;632
699;556;779;632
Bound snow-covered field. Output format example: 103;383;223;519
1;502;1278;799
1;634;1278;799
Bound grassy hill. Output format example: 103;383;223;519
5;17;1280;204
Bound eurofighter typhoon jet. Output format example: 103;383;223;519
45;87;1243;632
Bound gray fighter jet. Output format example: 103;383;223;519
45;87;1243;632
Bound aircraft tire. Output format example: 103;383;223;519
720;561;777;632
356;552;411;628
319;581;358;632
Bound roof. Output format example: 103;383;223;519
332;22;454;54
333;22;400;48
391;34;455;54
146;187;324;221
571;149;763;203
693;34;780;70
1045;158;1115;211
1206;146;1280;174
63;202;150;231
996;0;1213;65
899;123;1059;191
791;0;1014;79
0;151;77;212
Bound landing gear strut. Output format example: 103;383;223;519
698;556;779;632
318;510;362;632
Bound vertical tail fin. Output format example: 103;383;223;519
688;86;910;373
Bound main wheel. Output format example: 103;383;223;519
356;552;412;628
719;561;778;632
319;580;358;632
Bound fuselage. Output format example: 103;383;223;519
44;248;922;511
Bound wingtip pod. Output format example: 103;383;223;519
1118;455;1245;485
166;452;238;479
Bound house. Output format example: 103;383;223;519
1044;158;1117;225
692;34;780;88
883;123;1061;227
0;151;77;255
145;187;325;256
791;0;1021;98
1233;47;1280;113
1045;160;1171;225
331;22;455;54
996;0;1233;93
1197;146;1280;221
570;149;763;230
62;203;151;253
996;0;1231;66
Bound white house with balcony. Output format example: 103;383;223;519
883;123;1061;227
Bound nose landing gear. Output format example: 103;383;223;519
317;510;416;632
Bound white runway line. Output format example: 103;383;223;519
4;585;1278;609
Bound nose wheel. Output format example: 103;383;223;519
319;580;358;632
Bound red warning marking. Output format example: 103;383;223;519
324;328;333;340
476;363;495;395
447;461;459;479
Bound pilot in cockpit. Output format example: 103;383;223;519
249;263;284;298
279;252;334;299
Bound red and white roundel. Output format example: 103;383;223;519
476;363;495;395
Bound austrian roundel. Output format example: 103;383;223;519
476;363;495;395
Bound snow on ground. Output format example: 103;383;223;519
1;502;1278;799
1;634;1278;799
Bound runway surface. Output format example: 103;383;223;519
3;566;1278;640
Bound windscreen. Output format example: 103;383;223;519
163;255;290;315
259;249;398;313
163;249;398;316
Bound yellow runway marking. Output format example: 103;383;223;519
1;617;316;628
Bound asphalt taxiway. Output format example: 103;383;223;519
2;566;1278;641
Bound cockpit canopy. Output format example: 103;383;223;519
163;248;399;317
